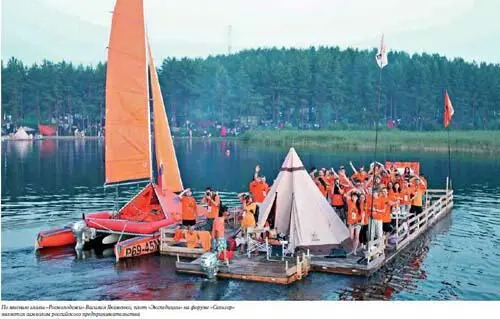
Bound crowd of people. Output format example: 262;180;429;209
310;161;427;255
175;160;428;260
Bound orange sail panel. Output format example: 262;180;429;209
105;0;151;185
147;41;184;192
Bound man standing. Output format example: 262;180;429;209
202;187;220;232
178;188;197;228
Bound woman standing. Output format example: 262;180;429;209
346;192;361;255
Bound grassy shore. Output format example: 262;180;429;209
239;130;500;153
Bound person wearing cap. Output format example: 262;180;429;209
178;188;197;229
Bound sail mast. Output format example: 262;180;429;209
144;7;153;184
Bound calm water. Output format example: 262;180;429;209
1;139;500;300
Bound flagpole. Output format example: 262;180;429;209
447;118;452;185
368;49;384;249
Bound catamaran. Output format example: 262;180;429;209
35;0;206;261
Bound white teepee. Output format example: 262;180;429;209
12;127;32;140
257;148;349;251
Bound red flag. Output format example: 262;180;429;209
444;90;454;128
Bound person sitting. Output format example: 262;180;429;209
178;188;197;228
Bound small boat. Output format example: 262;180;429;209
35;0;206;261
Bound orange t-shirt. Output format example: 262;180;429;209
207;196;220;219
326;176;335;188
359;198;370;225
411;187;426;207
315;178;328;197
252;182;269;203
401;187;413;205
181;196;197;221
347;199;360;225
185;231;198;248
212;217;225;239
371;197;386;221
382;194;396;223
330;189;344;206
352;171;368;182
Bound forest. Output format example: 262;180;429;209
2;46;500;131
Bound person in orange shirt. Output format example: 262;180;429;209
381;187;398;240
345;191;361;255
241;195;257;237
315;170;329;198
400;181;414;215
410;177;427;216
325;170;335;199
178;188;197;228
330;179;345;223
250;176;269;204
349;161;368;183
358;192;370;249
201;187;220;232
212;209;228;259
368;190;385;243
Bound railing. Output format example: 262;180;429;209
364;178;454;265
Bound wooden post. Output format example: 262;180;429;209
176;254;180;262
296;255;301;279
266;238;269;260
445;177;449;210
395;210;399;250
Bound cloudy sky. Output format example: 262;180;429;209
2;0;499;65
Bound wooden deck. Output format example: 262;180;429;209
311;187;454;276
160;208;240;258
176;253;311;284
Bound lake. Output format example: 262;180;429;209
1;138;499;300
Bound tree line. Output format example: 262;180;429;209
2;46;500;131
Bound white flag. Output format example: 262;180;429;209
375;35;388;69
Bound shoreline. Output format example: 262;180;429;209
3;130;499;154
238;129;500;154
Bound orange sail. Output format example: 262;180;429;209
147;40;184;192
104;0;151;185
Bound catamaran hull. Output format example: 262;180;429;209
35;211;112;250
114;233;161;262
35;226;76;250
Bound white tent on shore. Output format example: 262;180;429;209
12;127;33;140
257;147;349;251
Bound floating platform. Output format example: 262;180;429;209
176;253;311;285
311;187;453;276
160;209;240;259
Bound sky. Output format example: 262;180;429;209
1;0;500;65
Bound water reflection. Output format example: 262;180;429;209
339;212;453;300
